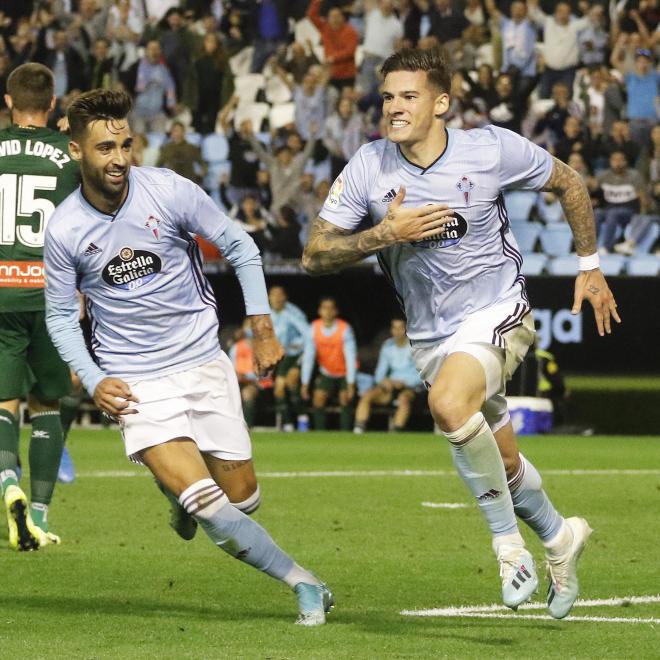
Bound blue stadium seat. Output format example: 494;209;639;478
624;220;659;255
203;161;231;194
626;255;660;276
547;255;576;276
256;131;271;146
598;253;626;276
509;221;541;253
520;253;547;276
201;133;230;163
539;224;573;257
187;131;202;147
145;131;167;150
503;190;537;223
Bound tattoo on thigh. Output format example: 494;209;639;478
219;460;250;472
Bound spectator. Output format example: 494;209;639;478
610;31;650;76
353;319;422;433
595;120;641;171
323;97;366;179
219;7;254;55
35;30;86;96
487;72;527;134
71;0;109;57
86;37;115;90
397;0;423;46
156;121;207;185
247;124;318;212
528;0;589;98
131;39;177;134
301;297;357;431
593;150;649;253
358;0;404;96
221;191;274;253
470;62;498;108
428;0;470;46
446;70;487;129
577;4;608;67
265;205;303;259
277;40;320;85
554;115;592;164
106;0;143;91
614;124;660;255
464;0;486;27
615;48;660;154
192;32;233;134
485;0;537;91
306;0;359;90
298;177;330;244
218;99;264;203
532;81;581;148
286;65;329;142
146;7;197;105
251;0;288;73
577;66;624;139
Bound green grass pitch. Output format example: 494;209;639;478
2;430;659;659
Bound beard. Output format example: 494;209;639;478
81;159;129;204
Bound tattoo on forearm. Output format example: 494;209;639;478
302;216;396;274
543;157;597;255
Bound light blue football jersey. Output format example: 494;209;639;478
374;338;421;388
44;167;266;384
319;125;553;344
271;306;309;356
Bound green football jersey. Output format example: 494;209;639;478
0;124;80;312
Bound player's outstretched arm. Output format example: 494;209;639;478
542;157;621;336
302;187;454;275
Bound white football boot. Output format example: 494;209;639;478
496;544;538;610
546;517;593;619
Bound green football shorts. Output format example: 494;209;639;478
275;354;301;378
314;373;347;395
0;311;71;401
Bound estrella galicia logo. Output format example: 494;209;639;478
411;212;468;249
102;246;162;290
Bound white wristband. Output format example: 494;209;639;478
578;253;600;271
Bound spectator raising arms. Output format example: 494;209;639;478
306;0;359;90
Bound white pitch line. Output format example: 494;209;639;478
421;502;469;509
417;612;660;625
77;468;660;478
401;595;660;625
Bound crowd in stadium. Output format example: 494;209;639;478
0;0;659;270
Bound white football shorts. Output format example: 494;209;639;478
412;299;535;433
119;352;252;463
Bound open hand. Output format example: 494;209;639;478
572;269;621;336
380;187;456;244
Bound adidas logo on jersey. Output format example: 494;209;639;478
381;188;397;203
83;243;102;256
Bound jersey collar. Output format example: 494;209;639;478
395;128;454;175
77;169;135;222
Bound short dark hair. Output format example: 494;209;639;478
609;149;628;163
6;63;54;112
380;47;452;94
67;89;133;141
